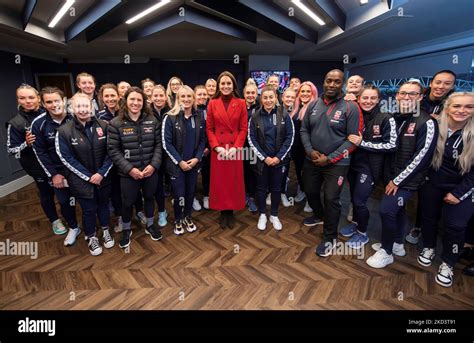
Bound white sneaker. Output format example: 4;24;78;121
366;249;394;269
64;227;81;246
436;262;454;287
88;236;103;256
281;194;292;207
371;242;406;257
417;248;435;267
266;194;271;205
114;216;123;233
269;215;282;231
203;196;209;209
193;197;202;211
102;228;115;249
257;214;267;231
304;201;313;213
347;205;353;222
294;187;305;202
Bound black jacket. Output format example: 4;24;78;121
248;106;294;175
31;112;74;177
350;106;397;184
420;88;454;116
162;110;206;177
107;112;162;177
426;128;474;201
6;107;47;179
56;117;112;199
388;110;438;190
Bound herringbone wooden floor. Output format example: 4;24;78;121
0;182;473;310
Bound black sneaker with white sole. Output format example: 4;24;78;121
119;230;132;249
88;236;103;256
436;262;454;287
417;248;435;267
145;224;163;241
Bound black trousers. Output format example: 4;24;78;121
303;159;349;241
34;177;58;223
111;169;144;217
201;154;211;197
170;168;198;221
120;173;158;225
347;169;376;233
420;183;474;267
244;157;256;198
291;146;305;191
256;165;285;216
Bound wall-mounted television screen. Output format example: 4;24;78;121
250;71;291;94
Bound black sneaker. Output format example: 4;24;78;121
303;216;324;227
316;239;336;257
183;216;197;233
145;224;163;241
119;230;132;249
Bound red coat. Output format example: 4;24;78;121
206;97;248;210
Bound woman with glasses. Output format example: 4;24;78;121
366;81;439;269
166;76;183;108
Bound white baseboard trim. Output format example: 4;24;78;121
0;175;34;198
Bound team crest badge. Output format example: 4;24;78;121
373;125;380;136
96;127;104;137
337;176;344;186
407;123;416;134
333;110;342;120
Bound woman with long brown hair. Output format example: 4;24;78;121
206;71;248;228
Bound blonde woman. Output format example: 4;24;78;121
56;93;114;256
162;86;206;235
166;76;183;108
205;78;217;101
417;92;474;287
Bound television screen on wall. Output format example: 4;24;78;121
250;71;291;94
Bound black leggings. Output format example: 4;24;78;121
120;173;158;225
281;146;305;193
34;177;58;223
111;169;144;217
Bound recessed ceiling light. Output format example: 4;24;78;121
48;0;75;28
125;0;171;25
291;0;325;26
360;0;369;5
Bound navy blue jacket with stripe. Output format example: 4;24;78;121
31;112;74;177
426;128;474;201
247;106;294;175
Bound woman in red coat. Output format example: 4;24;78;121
206;71;248;228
